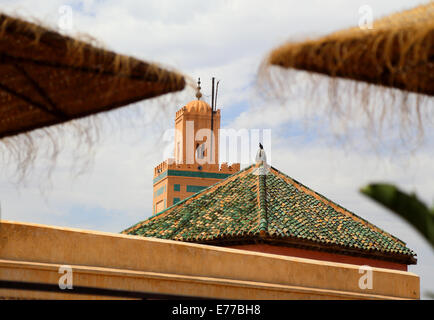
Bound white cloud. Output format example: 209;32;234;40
1;0;432;298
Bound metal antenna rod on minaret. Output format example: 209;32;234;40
210;77;215;163
211;77;215;110
215;80;220;112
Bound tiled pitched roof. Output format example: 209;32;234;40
123;164;416;264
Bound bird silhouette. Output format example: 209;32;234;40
259;143;263;150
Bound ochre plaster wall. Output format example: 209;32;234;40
0;221;419;300
227;244;408;271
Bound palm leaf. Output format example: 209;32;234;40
360;183;434;248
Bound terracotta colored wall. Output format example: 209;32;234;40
166;176;222;207
227;244;408;271
0;221;420;300
174;106;220;165
153;180;167;214
152;173;228;214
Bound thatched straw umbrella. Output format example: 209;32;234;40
0;13;190;180
266;3;433;95
0;13;186;139
260;3;433;147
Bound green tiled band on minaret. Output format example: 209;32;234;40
154;170;233;184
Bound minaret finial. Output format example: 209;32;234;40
195;77;202;100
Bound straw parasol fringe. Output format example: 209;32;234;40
0;87;196;186
0;13;187;139
266;3;434;95
259;3;434;149
0;12;193;184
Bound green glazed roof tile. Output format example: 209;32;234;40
122;164;416;263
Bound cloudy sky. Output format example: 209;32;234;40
1;0;433;298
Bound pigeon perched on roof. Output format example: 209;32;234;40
256;143;267;164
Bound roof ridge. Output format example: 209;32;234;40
269;166;408;246
257;165;268;237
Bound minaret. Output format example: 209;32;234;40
152;78;240;215
173;78;220;166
